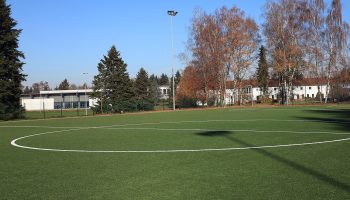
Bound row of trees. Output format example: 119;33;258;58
179;6;260;106
178;0;350;106
263;0;349;104
91;46;180;113
23;74;177;95
22;80;90;95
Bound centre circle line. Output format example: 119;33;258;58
7;119;350;153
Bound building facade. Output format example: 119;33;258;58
222;78;336;105
159;85;170;100
21;89;97;111
21;86;172;111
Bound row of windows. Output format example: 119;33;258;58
299;86;322;90
296;94;324;99
271;86;321;91
269;93;322;99
54;102;89;109
161;89;170;95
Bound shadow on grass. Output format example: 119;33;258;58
196;131;231;137
297;109;350;132
196;130;350;193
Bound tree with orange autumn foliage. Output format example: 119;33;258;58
220;6;259;105
264;0;306;105
187;6;259;106
176;65;204;107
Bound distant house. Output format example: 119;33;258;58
159;85;170;100
222;78;348;105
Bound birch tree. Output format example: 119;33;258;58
324;0;347;103
220;6;259;105
303;0;326;102
263;0;306;105
190;10;225;105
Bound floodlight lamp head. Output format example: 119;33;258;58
167;10;178;16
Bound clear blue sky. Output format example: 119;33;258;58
7;0;350;88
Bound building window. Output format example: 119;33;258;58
309;87;312;90
312;94;314;98
274;88;277;91
300;87;303;90
302;94;304;99
307;94;310;98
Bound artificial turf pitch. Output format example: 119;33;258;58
1;105;350;199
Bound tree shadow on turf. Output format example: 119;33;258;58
196;130;231;137
296;109;350;132
195;130;350;193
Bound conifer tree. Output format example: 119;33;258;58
135;68;153;110
92;45;136;113
149;75;160;106
257;46;269;97
0;0;26;120
58;79;70;90
159;73;169;85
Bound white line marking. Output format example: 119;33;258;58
10;134;350;153
1;118;350;130
228;107;342;111
9;122;350;153
100;127;350;135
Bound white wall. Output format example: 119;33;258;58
159;85;170;100
223;84;329;104
21;98;54;111
89;98;98;107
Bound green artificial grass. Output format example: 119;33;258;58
1;105;350;199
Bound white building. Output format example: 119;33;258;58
21;86;172;111
21;89;97;111
159;85;170;100
222;78;332;105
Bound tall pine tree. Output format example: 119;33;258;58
159;73;169;85
135;68;154;111
149;74;160;106
256;46;269;98
58;79;70;90
92;46;135;113
0;0;26;120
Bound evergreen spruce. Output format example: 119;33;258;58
159;73;169;85
257;46;269;97
135;68;154;110
149;74;160;106
58;79;70;90
91;45;136;114
0;0;26;120
23;86;31;95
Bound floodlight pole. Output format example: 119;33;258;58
83;73;88;116
168;10;178;111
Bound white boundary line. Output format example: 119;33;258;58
10;130;350;153
8;119;350;153
1;118;350;130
